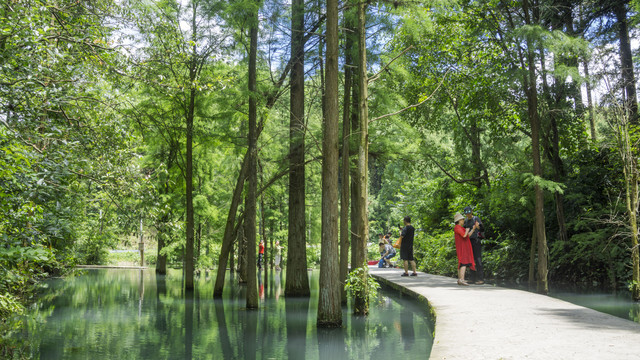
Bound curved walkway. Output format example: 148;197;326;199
370;267;640;360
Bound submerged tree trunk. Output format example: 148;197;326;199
285;0;310;298
246;10;259;309
353;0;369;315
317;0;342;327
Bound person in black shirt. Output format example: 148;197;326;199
399;216;417;277
463;206;485;285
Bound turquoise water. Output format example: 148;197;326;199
551;290;640;324
16;269;433;359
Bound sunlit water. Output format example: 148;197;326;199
16;269;433;359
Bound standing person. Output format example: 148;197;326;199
274;241;282;271
398;216;417;277
385;232;393;245
258;239;265;270
454;212;477;286
463;206;485;285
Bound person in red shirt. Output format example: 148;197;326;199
453;212;478;286
258;240;265;270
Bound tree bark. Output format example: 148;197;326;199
353;0;369;315
528;221;536;289
285;0;310;298
339;16;354;304
184;6;197;289
583;60;597;141
245;10;259;309
615;2;639;125
317;0;342;327
213;154;249;296
522;0;548;295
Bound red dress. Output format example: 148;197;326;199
454;224;476;270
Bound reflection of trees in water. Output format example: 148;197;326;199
400;307;415;351
22;269;436;359
285;298;309;359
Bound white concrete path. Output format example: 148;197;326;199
370;267;640;360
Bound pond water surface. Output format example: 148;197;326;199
17;269;433;359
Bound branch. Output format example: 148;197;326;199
369;46;413;83
425;153;485;185
370;69;450;123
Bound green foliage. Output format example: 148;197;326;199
414;231;458;277
344;266;380;304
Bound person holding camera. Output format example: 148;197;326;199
463;206;485;285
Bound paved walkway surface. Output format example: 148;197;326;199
370;267;640;360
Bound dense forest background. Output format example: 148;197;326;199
2;0;640;334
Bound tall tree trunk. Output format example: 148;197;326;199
353;0;369;315
285;0;310;297
339;16;354;304
185;35;197;290
317;0;342;327
528;49;549;295
523;0;548;295
238;216;247;283
528;221;536;289
583;60;597;141
213;154;249;296
615;2;639;125
246;10;259;309
350;88;359;273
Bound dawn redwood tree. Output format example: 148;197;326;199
352;0;370;314
317;0;342;327
245;0;260;309
339;8;356;303
286;0;311;297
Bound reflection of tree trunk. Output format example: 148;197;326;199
184;290;194;360
214;300;234;359
317;0;342;327
353;0;369;315
285;0;310;298
286;299;309;358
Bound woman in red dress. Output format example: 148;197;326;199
454;212;478;286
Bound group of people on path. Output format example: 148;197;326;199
379;208;484;286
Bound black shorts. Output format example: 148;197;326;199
459;263;472;268
400;247;414;261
